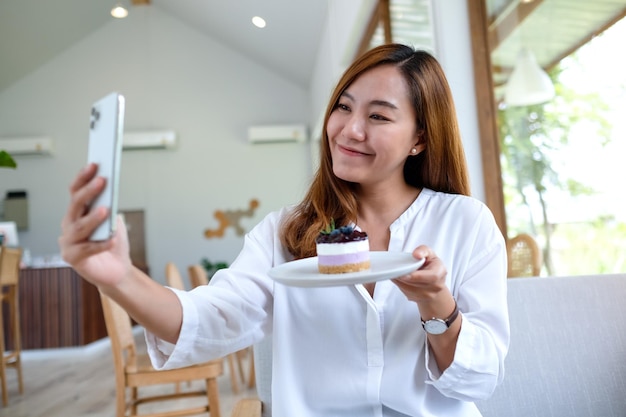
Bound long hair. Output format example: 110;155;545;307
280;43;470;259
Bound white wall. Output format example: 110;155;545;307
431;0;485;201
0;7;311;283
309;0;377;140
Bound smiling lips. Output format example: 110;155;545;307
338;144;370;156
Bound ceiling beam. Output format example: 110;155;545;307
544;7;626;71
131;0;151;5
357;2;382;57
356;0;393;57
488;0;543;52
380;0;392;44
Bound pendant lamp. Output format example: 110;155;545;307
504;48;555;107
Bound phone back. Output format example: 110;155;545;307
87;92;125;241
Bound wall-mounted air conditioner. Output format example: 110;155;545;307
248;124;307;144
0;137;54;155
123;130;177;150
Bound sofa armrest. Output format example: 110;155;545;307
477;273;626;417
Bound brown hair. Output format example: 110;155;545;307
280;43;470;259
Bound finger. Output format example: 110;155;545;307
69;163;98;194
392;273;433;287
59;209;114;252
61;204;108;252
412;245;432;261
65;205;110;244
64;164;100;224
394;259;445;285
65;175;107;225
115;214;128;235
62;207;108;245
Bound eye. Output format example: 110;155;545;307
335;102;351;112
370;113;390;121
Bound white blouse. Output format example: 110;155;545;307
146;188;510;417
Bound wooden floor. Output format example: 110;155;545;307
0;328;258;417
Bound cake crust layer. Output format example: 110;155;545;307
318;260;371;274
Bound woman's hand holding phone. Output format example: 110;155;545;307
59;92;131;287
59;162;133;288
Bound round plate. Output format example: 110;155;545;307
268;251;425;288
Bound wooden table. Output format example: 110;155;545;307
3;266;106;349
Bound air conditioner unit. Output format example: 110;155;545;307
123;130;177;150
0;137;54;155
248;124;307;144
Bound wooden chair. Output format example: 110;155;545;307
230;399;262;417
506;233;542;278
187;264;209;288
99;291;223;417
165;262;186;290
187;264;256;394
164;262;193;393
0;246;23;406
229;337;271;417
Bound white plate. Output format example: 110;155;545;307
268;251;425;288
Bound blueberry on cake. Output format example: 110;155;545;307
315;220;370;274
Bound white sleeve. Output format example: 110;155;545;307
425;204;510;401
145;210;286;370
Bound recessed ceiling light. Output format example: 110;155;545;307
252;16;266;28
111;3;129;18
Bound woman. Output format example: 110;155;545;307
60;44;509;416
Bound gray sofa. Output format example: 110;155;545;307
477;273;626;417
246;274;626;417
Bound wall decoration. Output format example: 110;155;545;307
204;199;260;238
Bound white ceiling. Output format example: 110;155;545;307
486;0;626;87
0;0;329;93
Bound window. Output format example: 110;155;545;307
470;0;626;276
357;0;435;55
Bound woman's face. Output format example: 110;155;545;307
326;65;423;188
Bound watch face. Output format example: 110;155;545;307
424;319;448;335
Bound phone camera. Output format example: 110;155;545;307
90;107;100;129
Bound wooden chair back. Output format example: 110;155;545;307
230;398;262;417
188;264;209;288
186;263;258;396
506;233;542;277
0;246;24;406
165;262;186;290
99;291;224;417
99;290;139;375
0;246;21;285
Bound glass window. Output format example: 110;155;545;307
484;0;626;276
360;0;435;54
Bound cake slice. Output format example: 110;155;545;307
315;221;370;274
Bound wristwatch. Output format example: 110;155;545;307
421;300;460;335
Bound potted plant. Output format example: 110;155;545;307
201;257;229;281
0;150;16;168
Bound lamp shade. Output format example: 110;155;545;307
504;48;555;106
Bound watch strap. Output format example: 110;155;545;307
421;300;460;331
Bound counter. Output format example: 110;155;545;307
4;266;106;349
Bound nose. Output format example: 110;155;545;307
342;113;366;141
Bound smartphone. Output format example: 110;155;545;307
87;92;125;241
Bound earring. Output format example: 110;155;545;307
410;148;418;155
